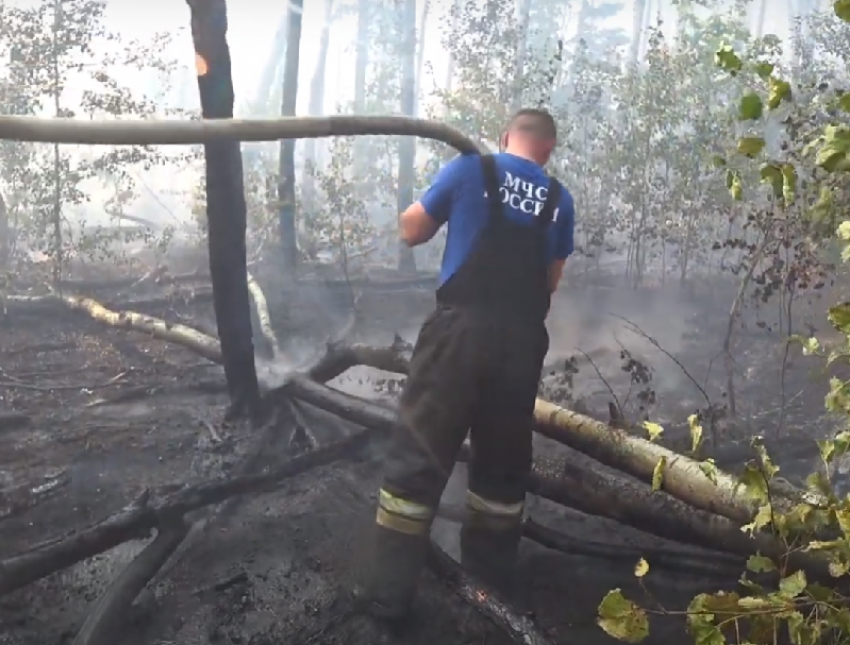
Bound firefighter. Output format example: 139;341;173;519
355;108;576;622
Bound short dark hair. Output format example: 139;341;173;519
508;108;557;140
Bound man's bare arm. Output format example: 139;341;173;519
399;202;442;247
548;259;567;293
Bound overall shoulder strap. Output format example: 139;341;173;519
536;177;562;228
478;154;504;222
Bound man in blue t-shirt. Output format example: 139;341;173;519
355;109;575;624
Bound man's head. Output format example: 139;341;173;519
500;108;557;166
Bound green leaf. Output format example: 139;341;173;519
809;186;836;223
738;137;765;157
829;559;850;577
817;125;850;171
825;377;850;414
711;155;726;167
838;93;850;113
699;459;718;484
806;470;833;497
753;61;774;79
739;93;763;120
687;414;703;453
818;438;835;463
836;0;850;22
778;570;807;598
746;553;776;573
801;336;820;356
760;163;783;198
652;457;666;492
642;421;664;441
805;539;845;551
741;503;773;535
737;596;772;609
686;593;733;645
726;169;743;200
767;76;792;109
753;438;779;479
739;462;770;501
714;44;742;74
781;163;796;203
835;507;850;537
828;303;850;335
597;589;649;643
634;558;649;578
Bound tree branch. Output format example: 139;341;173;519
0;428;374;596
71;520;190;645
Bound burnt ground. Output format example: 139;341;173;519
0;264;843;645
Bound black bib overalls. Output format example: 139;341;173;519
357;154;561;620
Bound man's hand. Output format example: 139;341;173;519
399;202;441;247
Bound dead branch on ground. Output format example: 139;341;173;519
0;428;374;596
71;520;190;645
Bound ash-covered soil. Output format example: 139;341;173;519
0;266;841;645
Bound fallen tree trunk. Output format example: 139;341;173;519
286;382;838;581
1;289;214;317
56;293;222;363
28;291;807;531
5;291;826;589
531;400;819;523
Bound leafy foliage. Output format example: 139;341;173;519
0;0;186;280
595;5;850;644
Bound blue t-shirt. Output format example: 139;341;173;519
420;152;575;286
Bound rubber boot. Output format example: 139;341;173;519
353;524;430;623
460;523;531;615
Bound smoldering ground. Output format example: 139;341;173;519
0;259;843;645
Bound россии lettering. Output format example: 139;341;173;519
495;171;561;219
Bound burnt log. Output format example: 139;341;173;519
427;541;554;645
71;521;190;645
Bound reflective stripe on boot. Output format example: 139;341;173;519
354;492;434;621
376;488;434;535
460;492;530;614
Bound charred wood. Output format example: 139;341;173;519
71;520;190;645
521;518;742;579
427;541;554;645
0;429;374;596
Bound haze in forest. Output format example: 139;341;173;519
0;0;839;289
